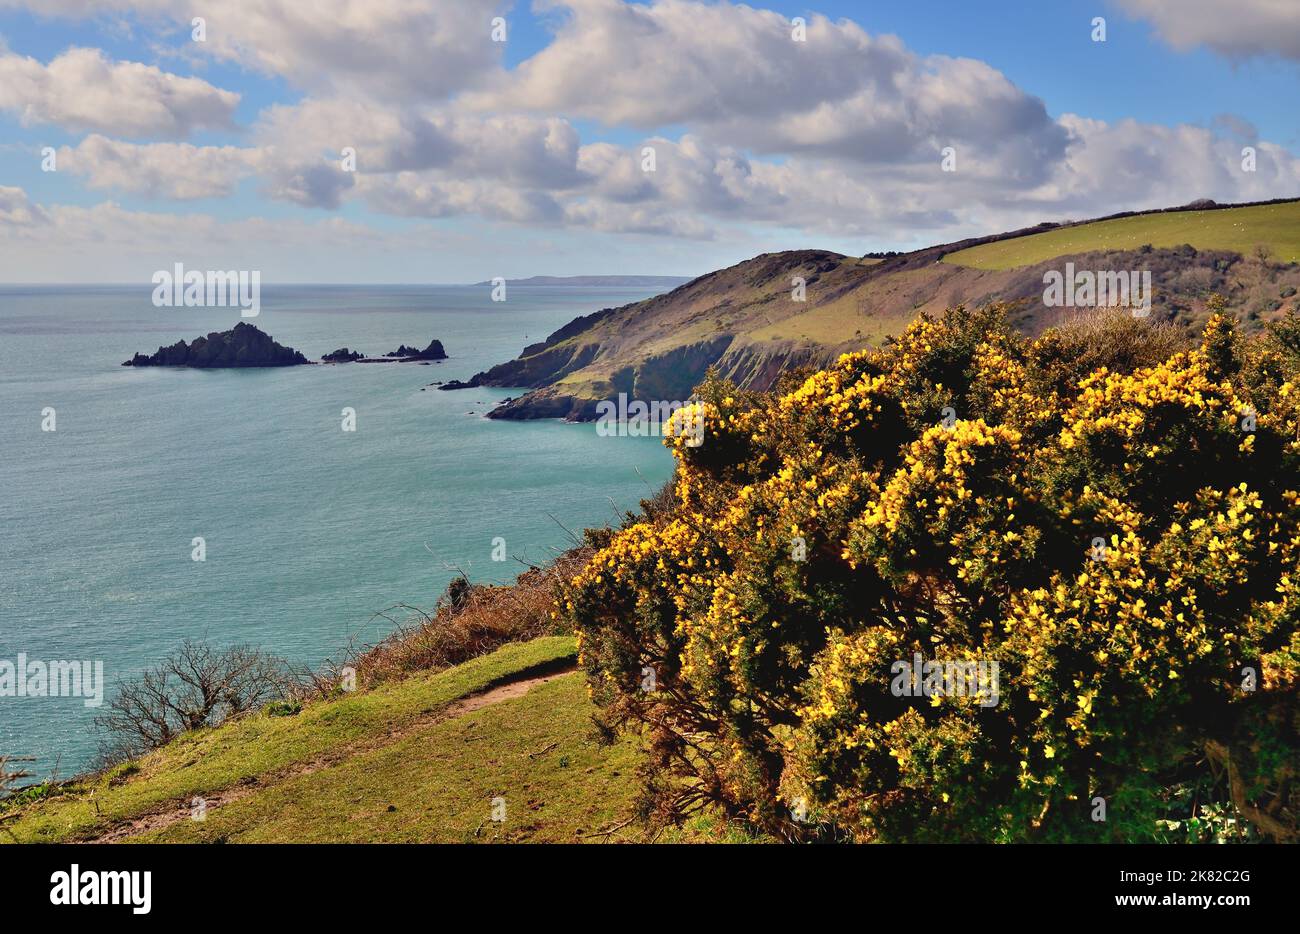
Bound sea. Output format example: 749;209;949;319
0;284;675;776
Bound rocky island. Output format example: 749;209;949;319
322;340;448;363
381;339;446;361
124;326;450;368
122;322;311;368
321;347;364;363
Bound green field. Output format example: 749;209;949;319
0;637;655;843
944;201;1300;270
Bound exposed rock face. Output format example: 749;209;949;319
439;252;852;420
123;322;310;368
384;340;447;361
322;347;364;363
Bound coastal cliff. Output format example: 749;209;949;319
444;199;1300;421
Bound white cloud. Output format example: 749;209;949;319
51;106;1300;246
244;100;594;210
1115;0;1300;61
470;0;1067;178
358;174;565;223
1;0;511;101
2;0;1298;272
0;185;418;280
44;100;590;212
253;99;458;172
254;100;587;187
0;184;641;283
1043;116;1300;213
0;185;50;226
0;47;238;137
58;135;261;199
194;0;509;101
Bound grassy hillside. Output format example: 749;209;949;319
944;201;1300;269
448;250;889;420
443;200;1300;421
1;637;666;844
135;672;639;844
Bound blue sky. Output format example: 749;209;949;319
0;0;1296;282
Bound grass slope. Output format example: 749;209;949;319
3;637;611;843
137;673;641;843
944;201;1300;270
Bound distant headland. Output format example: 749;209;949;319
470;275;692;288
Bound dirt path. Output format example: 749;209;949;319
85;666;577;843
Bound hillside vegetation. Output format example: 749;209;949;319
944;201;1300;270
445;200;1300;421
1;638;659;843
563;304;1300;842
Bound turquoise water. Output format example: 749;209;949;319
0;285;674;775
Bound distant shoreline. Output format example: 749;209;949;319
0;278;698;289
469;275;693;287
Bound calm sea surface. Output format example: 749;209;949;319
0;285;674;774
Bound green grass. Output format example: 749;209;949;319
944;201;1300;270
747;291;910;346
135;673;643;843
3;636;579;843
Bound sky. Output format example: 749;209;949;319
0;0;1296;283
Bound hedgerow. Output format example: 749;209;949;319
561;303;1300;842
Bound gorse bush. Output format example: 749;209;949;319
561;302;1300;842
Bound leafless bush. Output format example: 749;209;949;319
636;474;678;524
1033;307;1191;394
1172;265;1215;294
0;755;35;800
95;641;296;759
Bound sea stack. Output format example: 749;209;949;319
123;322;311;368
383;339;447;361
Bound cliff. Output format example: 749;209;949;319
444;199;1300;420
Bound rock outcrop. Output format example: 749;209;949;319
322;347;364;363
384;340;447;361
123;322;311;368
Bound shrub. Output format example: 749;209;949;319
96;641;295;760
263;700;302;718
343;549;589;691
561;302;1300;842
